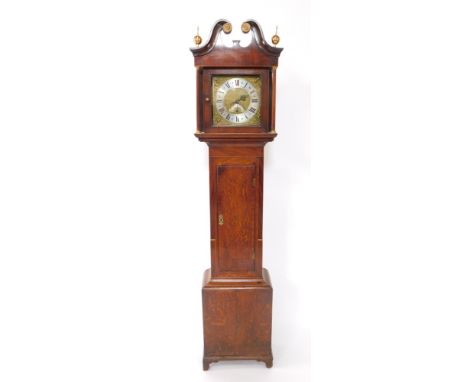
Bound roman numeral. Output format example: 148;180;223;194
225;82;231;88
249;107;256;113
235;79;239;86
235;116;239;122
252;98;258;103
226;113;231;119
219;108;225;113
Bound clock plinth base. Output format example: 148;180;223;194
202;268;273;371
202;355;273;371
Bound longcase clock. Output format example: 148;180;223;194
190;20;283;370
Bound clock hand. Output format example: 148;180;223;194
229;95;248;109
229;99;241;109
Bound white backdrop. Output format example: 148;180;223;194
311;1;468;381
2;1;468;382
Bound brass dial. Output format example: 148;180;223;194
212;76;261;127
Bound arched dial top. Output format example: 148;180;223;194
190;20;282;67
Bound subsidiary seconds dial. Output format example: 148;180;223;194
214;77;260;125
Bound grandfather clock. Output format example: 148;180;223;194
190;20;282;370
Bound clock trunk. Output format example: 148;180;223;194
210;148;263;278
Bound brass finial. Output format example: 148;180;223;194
194;26;202;47
241;22;251;33
222;22;232;34
271;26;280;46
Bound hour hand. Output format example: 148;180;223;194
231;95;247;108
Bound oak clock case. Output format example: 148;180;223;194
190;20;282;371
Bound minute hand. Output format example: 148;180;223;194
230;95;248;108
